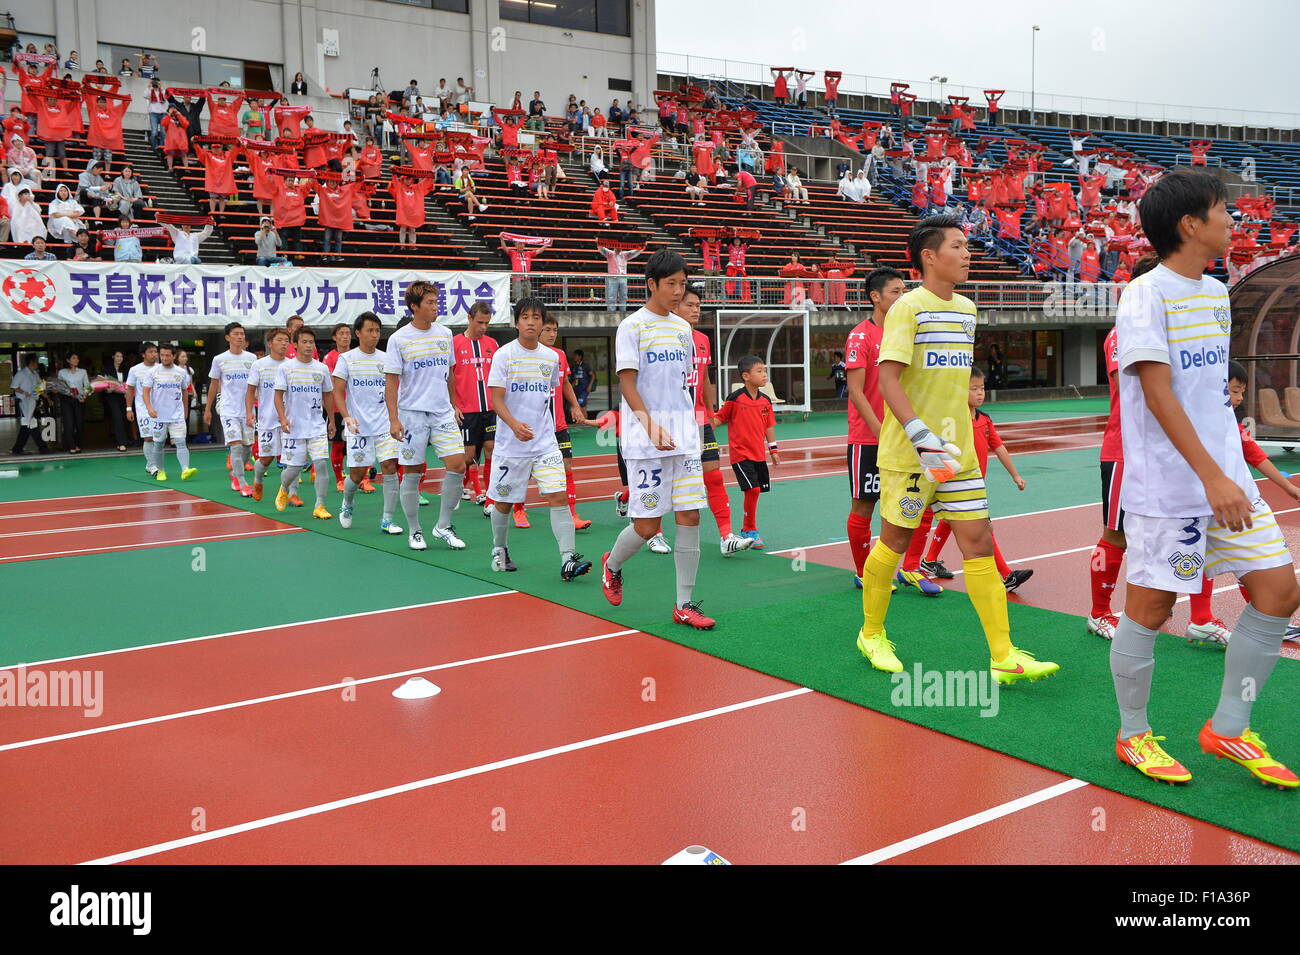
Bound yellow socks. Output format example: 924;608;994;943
964;556;1012;660
862;540;903;634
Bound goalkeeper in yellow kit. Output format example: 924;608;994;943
856;214;1060;684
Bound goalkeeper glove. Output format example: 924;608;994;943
903;417;963;484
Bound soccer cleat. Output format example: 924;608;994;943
339;505;353;529
1198;721;1298;789
239;483;252;498
274;487;289;512
614;491;629;518
673;601;716;630
856;628;903;673
431;525;466;549
600;552;623;606
1116;731;1193;785
990;646;1060;685
251;482;264;502
854;575;897;593
561;553;593;581
1285;624;1300;643
741;529;765;548
336;479;345;493
573;512;593;531
408;531;428;551
474;492;487;505
720;533;755;556
895;568;943;596
379;519;404;535
245;460;254;472
312;505;332;520
482;502;493;518
919;558;954;579
181;467;198;481
418;494;429;506
360;477;376;493
145;465;158;476
648;533;672;554
289;494;305;508
1087;613;1119;641
491;546;518;572
225;454;231;471
461;487;472;500
230;471;242;492
1185;619;1232;647
155;469;168;482
513;506;530;528
1003;568;1034;592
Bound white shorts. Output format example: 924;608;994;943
1125;497;1292;594
487;450;567;503
625;453;707;519
397;409;463;467
221;415;255;446
257;425;283;458
281;433;330;467
346;431;399;468
135;406;156;437
152;419;186;444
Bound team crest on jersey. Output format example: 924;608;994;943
898;495;924;520
1213;306;1230;333
1167;551;1204;581
352;451;365;463
677;332;691;349
848;348;858;362
497;482;512;496
961;315;977;341
641;491;660;509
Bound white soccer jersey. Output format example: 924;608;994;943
209;349;257;419
126;362;155;414
487;339;562;459
614;306;701;460
274;358;333;438
147;364;188;423
247;355;287;431
383;321;454;415
1116;263;1252;517
334;347;389;436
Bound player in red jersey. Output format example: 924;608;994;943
540;311;591;530
680;283;753;557
846;268;905;588
452;301;500;510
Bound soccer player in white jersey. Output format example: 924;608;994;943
486;297;591;581
600;250;714;630
245;327;290;502
125;342;159;475
273;326;337;519
384;279;468;552
333;311;403;535
1110;170;1298;789
140;343;196;482
203;321;257;497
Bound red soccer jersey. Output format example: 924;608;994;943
1101;326;1122;463
388;177;431;228
845;317;885;445
84;95;128;151
452;332;499;413
715;387;775;464
1239;422;1267;469
971;409;1003;476
691;328;712;423
552;349;571;430
315;180;356;230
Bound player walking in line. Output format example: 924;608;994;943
141;344;196;482
203;321;257;498
273;326;336;519
539;310;592;530
125;342;159;475
246;328;290;502
452;301;499;509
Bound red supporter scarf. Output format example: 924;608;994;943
16;53;57;65
101;226;167;239
156;210;213;227
498;232;552;248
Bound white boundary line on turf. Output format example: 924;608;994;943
1;629;640;753
0;500;218;521
840;778;1090;865
0;509;271;539
0;488;184;508
0;527;304;565
80;686;814;865
4;590;515;670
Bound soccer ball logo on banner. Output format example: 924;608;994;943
3;269;57;315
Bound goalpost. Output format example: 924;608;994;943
713;308;812;415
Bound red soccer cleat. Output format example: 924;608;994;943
572;511;592;530
600;552;623;606
672;601;716;630
360;477;376;493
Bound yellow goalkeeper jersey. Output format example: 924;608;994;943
876;284;979;474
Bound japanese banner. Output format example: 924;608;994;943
0;262;513;327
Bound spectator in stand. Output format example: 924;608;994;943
1066;230;1085;282
162;218;213;264
314;176;356;261
290;72;308;95
64;51;80;72
93;60;109;75
455;77;473;114
76;160;116;218
591;107;607;138
527;91;546;132
589;179;618;225
138;54;159;79
255;216;288;265
684;168;707;205
85;91;129;168
455;164;488;221
118;58;134;77
838;169;871;203
433;78;452;112
734;167;757;211
272;174;310;255
193;140;237;215
11;188;45;244
772;68;790;105
609;99;625;128
168;92;204;140
160;105;192;170
57;351;89;452
3;169;36;212
597;238;641;311
402;79;420;106
786;166;809;205
24;235;56;260
7;135;46;185
48;183;85;244
589;145;608;182
388;171;432;249
70;228;102;261
144;78;168;148
110;212;143;262
0;191;10;242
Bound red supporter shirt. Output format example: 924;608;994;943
1101;326;1122;462
274;104;311;139
715;387;774;464
32;91;81;142
845;317;885;445
403;138;434;171
691;328;712;423
452;332;499;414
1239;422;1268;469
206;94;244;138
249;151;277;200
271;178;309;228
84;96;128;151
315;181;356;230
196;146;237;195
552;349;570;430
971;409;1004;476
388;177;431;228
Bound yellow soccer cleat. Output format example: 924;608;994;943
155;470;168;482
1198;721;1298;789
990;646;1060;685
275;487;289;512
856;628;903;674
1116;731;1192;785
181;467;198;481
312;505;332;520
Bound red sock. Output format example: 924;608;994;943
704;468;732;537
846;512;872;577
566;470;578;513
924;520;952;563
330;442;345;482
1089;539;1126;618
1238;583;1250;603
618;488;629;503
992;532;1011;578
467;464;481;496
1189;575;1215;625
742;487;760;531
903;508;933;572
